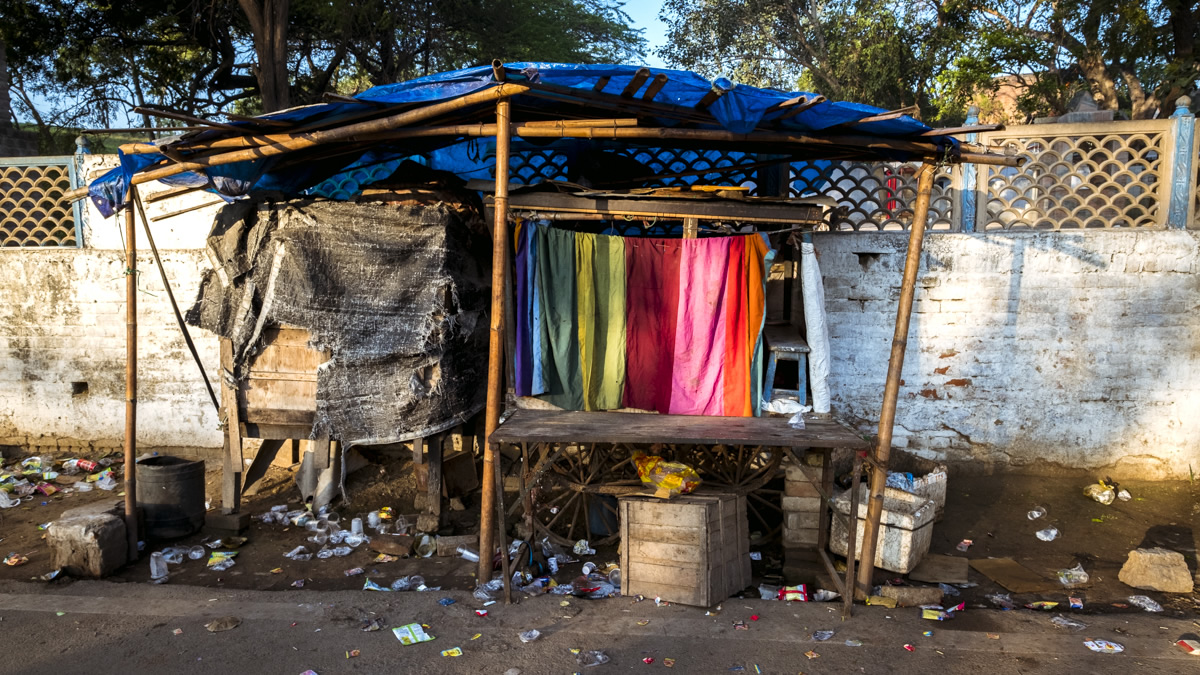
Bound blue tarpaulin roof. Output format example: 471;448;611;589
89;62;960;217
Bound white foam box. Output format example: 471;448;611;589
829;487;936;574
618;491;750;607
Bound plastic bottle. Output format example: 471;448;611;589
457;546;480;562
160;548;184;565
150;552;168;582
1027;506;1046;520
1035;526;1059;541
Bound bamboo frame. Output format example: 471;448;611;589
125;83;531;184
479;97;513;581
124;195;139;561
854;161;937;597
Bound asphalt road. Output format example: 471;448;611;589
0;579;1194;675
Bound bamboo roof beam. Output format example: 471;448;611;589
842;105;920;126
642;73;669;101
919;124;1005;137
775;96;827;121
620;68;651;97
126;83;531;186
133;106;251;134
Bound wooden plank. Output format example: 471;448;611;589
241;378;317;412
249;343;324;375
627;559;704;590
426;434;443;527
505;191;825;225
219;338;243;513
624;523;705;546
261;326;315;347
625;500;708;529
239;423;312;440
682;217;698;239
242;408;315;426
492;409;867;448
630;539;709;565
243;438;285;496
764;325;811;353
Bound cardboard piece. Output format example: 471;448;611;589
908;554;970;584
969;557;1057;593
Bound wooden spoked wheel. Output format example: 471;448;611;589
525;442;642;547
522;441;785;546
667;444;784;538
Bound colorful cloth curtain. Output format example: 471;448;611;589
514;223;771;417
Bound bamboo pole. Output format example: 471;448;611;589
478;97;513;582
124;195;140;561
126;83;531;185
854;161;937;598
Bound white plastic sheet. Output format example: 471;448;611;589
799;241;831;414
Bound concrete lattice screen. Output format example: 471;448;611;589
0;157;80;246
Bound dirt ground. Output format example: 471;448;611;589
2;450;1196;622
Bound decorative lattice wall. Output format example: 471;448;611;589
790;161;956;231
1;157;79;247
974;122;1168;230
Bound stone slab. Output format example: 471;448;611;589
48;513;127;578
204;511;249;535
879;584;943;607
1118;547;1194;593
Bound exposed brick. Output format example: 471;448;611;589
784;478;821;498
785;511;821;530
782;527;819;547
781;496;821;514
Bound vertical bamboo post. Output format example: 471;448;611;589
854;161;936;596
479;96;513;581
124;193;139;561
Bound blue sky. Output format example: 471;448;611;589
624;0;669;68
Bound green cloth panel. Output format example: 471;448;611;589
535;225;583;410
576;232;627;411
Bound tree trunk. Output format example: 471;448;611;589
238;0;291;112
1076;51;1120;113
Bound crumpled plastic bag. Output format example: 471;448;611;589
632;451;701;498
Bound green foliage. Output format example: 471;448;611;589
2;0;644;136
660;0;1198;121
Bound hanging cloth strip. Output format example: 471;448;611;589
623;237;683;413
534;225;583;410
515;223;771;416
576;232;627;411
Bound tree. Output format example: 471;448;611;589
659;0;966;122
0;0;645;142
962;0;1199;119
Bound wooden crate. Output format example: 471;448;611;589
618;491;751;607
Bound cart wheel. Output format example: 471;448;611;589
674;444;785;538
525;442;641;548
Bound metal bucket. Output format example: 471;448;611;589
135;456;206;540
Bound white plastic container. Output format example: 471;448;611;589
829;487;936;574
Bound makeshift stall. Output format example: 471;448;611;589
77;61;1018;613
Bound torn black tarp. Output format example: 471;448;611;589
188;193;490;504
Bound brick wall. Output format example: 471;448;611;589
812;230;1200;479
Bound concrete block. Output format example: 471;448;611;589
879;585;943;607
436;534;479;557
48;514;127;578
785;462;822;483
786;511;821;530
204;511;248;535
783;527;819;547
784;478;821;498
1118;547;1194;593
60;497;124;520
781;496;821;514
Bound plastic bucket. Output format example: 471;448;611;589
136;456;206;540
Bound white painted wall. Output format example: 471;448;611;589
0;155;223;459
812;230;1200;479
